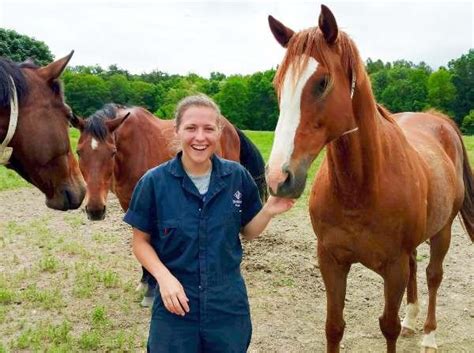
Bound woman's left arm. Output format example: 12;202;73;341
241;196;295;241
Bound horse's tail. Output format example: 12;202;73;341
448;119;474;242
236;128;268;202
459;138;474;242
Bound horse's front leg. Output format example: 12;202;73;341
318;242;351;353
379;254;410;353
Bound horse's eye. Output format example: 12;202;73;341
313;76;329;97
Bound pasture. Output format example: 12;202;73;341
0;131;473;352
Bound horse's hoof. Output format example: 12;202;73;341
401;327;415;337
421;347;437;353
141;296;154;308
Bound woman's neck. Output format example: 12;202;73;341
181;155;212;176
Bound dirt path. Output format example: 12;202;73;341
1;188;473;352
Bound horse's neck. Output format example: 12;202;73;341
326;81;384;202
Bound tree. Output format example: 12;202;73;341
448;50;474;125
214;76;250;128
246;70;278;130
427;67;457;116
63;72;110;116
0;28;53;65
461;110;474;135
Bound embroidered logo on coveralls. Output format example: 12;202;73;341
233;190;242;207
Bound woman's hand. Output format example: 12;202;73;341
157;272;190;316
263;195;296;216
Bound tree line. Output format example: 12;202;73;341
1;28;473;133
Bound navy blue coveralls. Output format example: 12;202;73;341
124;152;262;353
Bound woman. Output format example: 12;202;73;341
124;94;295;352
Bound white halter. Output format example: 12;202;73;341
0;76;19;165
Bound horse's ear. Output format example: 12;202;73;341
268;15;294;48
106;112;131;133
69;113;85;131
38;50;74;81
318;5;338;45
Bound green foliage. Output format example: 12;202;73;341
461;110;474;135
448;49;474;124
63;72;110;116
214;75;250;128
427;67;456;115
0;29;53;65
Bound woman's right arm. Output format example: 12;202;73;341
132;228;190;316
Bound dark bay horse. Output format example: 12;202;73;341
266;5;473;353
0;52;85;210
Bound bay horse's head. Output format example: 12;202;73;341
71;104;130;220
266;5;365;198
0;52;86;210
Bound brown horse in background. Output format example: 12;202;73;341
0;52;85;210
70;104;266;220
266;5;473;353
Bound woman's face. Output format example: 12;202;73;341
176;106;220;168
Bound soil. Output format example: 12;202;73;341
0;188;473;352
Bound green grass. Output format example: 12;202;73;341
1;128;474;194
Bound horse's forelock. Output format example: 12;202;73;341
274;27;365;98
84;104;124;141
0;58;29;108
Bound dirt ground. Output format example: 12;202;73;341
1;187;473;352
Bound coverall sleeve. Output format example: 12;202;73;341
240;168;263;227
123;172;157;234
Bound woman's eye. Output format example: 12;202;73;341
314;77;329;96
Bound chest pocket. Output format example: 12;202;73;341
154;219;185;262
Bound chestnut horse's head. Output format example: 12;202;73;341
0;52;86;210
71;104;130;220
266;5;365;198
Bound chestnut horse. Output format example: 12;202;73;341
266;5;473;353
0;53;85;210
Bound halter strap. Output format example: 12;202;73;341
350;69;356;99
0;76;19;165
337;68;359;138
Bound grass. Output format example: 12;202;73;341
1;128;474;351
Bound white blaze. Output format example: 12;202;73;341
91;138;99;150
267;56;318;192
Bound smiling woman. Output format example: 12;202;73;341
123;94;295;352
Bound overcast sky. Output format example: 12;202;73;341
0;0;472;77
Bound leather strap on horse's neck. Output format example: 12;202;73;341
338;68;359;137
0;76;19;165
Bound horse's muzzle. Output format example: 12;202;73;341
45;184;86;210
267;161;309;199
85;205;107;221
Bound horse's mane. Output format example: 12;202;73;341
273;27;366;101
85;103;128;140
0;57;31;108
